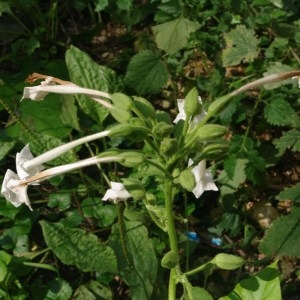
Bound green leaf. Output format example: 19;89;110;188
74;281;113;300
259;206;300;256
273;129;300;156
152;17;200;54
222;25;260;66
154;0;183;23
0;140;15;160
10;94;72;139
220;261;281;300
117;0;132;10
125;51;170;95
94;0;109;12
65;45;118;123
39;278;73;300
0;2;11;16
60;95;80;131
276;183;300;202
81;197;117;227
40;221;117;274
109;221;158;300
264;97;297;126
48;193;71;211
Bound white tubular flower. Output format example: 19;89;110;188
189;159;218;198
1;156;121;210
102;182;132;204
1;170;32;210
22;73;112;108
19;130;110;177
173;97;206;126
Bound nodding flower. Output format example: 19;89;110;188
22;73;113;108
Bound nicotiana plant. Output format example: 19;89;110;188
1;70;300;299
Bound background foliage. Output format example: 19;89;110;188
1;0;300;299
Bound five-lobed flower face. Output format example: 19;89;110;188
189;159;218;198
102;182;132;204
173;97;206;126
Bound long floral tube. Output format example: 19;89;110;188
22;156;121;185
21;130;110;172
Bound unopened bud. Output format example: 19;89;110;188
118;151;144;167
184;87;200;118
179;169;195;192
201;143;229;159
213;253;244;270
153;122;174;139
161;251;180;269
193;124;228;141
159;138;179;156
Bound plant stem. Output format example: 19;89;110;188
164;179;181;299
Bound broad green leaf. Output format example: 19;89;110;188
48;193;71;211
125;51;170;94
60;95;80;131
259;206;300;256
222;25;260;66
0;2;11;16
154;0;183;23
65;45;119;124
94;0;109;12
152;17;200;54
276;183;300;202
109;221;158;300
0;140;15;160
117;0;132;10
74;281;113;300
40;221;117;274
273;129;300;156
7;94;72;139
38;278;72;300
220;261;281;300
81;197;117;227
264;97;298;126
219;158;247;195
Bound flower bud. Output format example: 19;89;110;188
152;122;174;139
200;143;229;159
110;93;133;110
133;96;156;118
161;251;180;269
213;253;244;270
121;178;145;200
179;169;195;192
207;94;232;115
159;138;179;156
118;151;144;167
193;124;228;141
184;87;201;118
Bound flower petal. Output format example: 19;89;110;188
102;181;132;203
1;170;32;210
16;145;44;180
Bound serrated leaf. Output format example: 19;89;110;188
65;46;119;123
273;129;300;155
42;279;73;300
259;206;300;256
109;221;158;300
40;221;117;274
74;281;113;300
264;98;296;126
125;51;170;94
222;25;260;66
152;17;200;54
263;63;294;90
154;0;183;23
276;183;300;202
220;261;281;300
